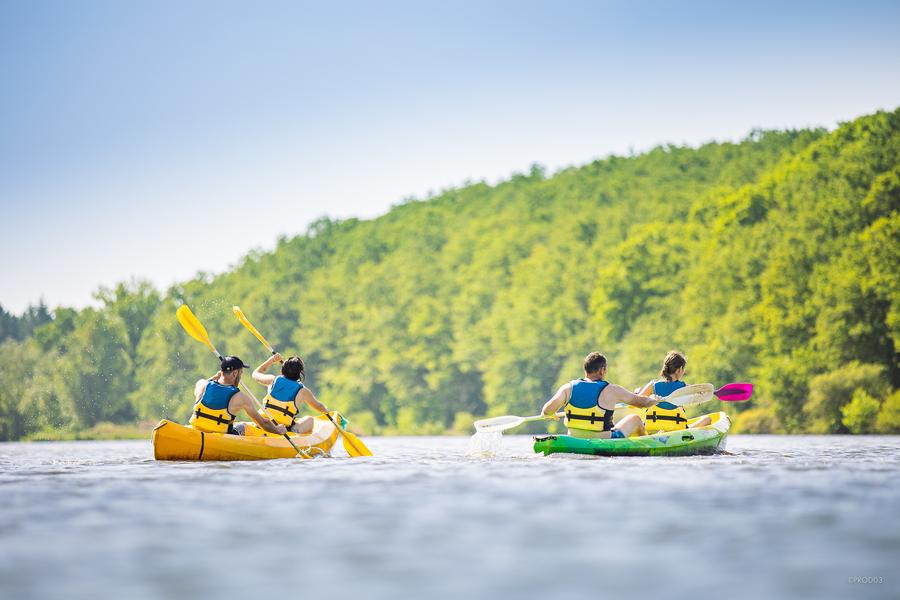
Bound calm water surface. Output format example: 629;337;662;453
1;435;898;600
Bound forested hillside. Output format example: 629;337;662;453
1;108;898;440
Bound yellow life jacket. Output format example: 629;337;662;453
644;402;688;433
564;379;614;433
261;376;304;427
643;380;689;433
188;380;239;433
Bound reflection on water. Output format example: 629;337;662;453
0;435;898;600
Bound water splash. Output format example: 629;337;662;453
466;430;503;458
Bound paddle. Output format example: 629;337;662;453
615;382;754;409
713;383;754;401
474;412;566;434
175;305;311;459
478;383;754;433
231;305;374;457
662;383;715;407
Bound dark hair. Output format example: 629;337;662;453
281;356;305;382
583;352;607;374
659;351;686;382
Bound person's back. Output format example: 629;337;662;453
190;378;241;433
564;378;615;438
264;374;305;426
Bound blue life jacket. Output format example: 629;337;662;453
199;380;240;410
570;379;610;408
564;379;614;432
263;376;305;427
653;380;687;410
189;380;240;433
270;376;304;401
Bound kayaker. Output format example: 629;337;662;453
189;356;288;436
636;350;712;432
249;352;331;434
540;352;660;438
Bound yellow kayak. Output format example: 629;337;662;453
152;412;341;461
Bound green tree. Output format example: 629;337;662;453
0;340;37;440
55;309;135;427
805;363;890;434
96;280;162;357
0;302;52;343
841;389;881;433
875;390;900;433
3;108;899;439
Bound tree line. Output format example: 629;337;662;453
1;108;897;440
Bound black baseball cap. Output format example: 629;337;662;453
220;356;250;372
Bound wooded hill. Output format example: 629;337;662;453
1;108;898;440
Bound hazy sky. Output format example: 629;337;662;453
2;0;899;313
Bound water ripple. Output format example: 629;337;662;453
0;434;897;600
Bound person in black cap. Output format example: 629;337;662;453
188;355;287;436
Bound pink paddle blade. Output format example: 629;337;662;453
714;383;753;401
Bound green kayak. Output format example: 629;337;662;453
533;411;730;457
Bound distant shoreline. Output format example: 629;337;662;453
10;427;897;442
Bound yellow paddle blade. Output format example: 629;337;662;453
326;413;373;457
232;306;274;352
176;305;218;355
341;429;374;457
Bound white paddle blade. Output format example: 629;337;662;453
473;415;526;433
665;383;715;407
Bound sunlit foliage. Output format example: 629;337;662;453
0;109;897;439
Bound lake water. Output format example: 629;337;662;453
1;435;897;600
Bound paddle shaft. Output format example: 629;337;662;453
325;412;365;455
519;412;566;425
474;411;566;433
614;383;751;409
529;412;562;422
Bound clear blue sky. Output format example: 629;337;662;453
1;0;899;313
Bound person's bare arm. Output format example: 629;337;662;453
600;384;659;408
252;353;282;386
194;378;210;401
230;392;287;435
297;387;328;414
636;380;655;397
541;383;572;417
